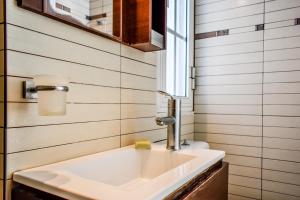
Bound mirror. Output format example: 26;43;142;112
45;0;119;38
18;0;121;39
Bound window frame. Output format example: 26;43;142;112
157;0;194;113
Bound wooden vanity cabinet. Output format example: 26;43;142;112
122;0;167;51
165;161;229;200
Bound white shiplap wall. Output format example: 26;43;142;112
263;1;300;199
195;0;300;199
1;0;194;199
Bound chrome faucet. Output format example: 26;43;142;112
156;91;181;151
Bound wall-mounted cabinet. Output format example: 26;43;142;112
122;0;167;51
17;0;166;52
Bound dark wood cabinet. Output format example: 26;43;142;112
165;162;229;200
122;0;167;51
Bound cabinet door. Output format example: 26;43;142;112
184;162;228;200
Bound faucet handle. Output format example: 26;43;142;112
158;90;174;100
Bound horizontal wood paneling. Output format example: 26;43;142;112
121;57;156;78
195;84;262;95
229;184;261;199
7;24;120;71
194;94;262;105
224;154;261;168
262;3;300;198
209;143;262;157
196;63;263;76
265;127;300;142
7;120;121;153
195;114;262;126
229;174;261;189
6;136;120;179
121;104;156;119
195;104;262;115
7;51;120;88
121;89;156;104
195;31;263;48
7;77;121;103
262;191;300;200
195;52;263;67
263;169;300;185
8;103;120;127
195;0;300;198
121;128;167;147
121;117;161;135
121;73;156;91
195;0;264;16
263;159;300;174
228;194;256;200
196;133;262;147
196;3;264;25
195;123;262;136
263;180;300;197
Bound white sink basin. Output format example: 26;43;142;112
64;148;195;187
13;141;224;200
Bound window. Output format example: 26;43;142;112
165;0;190;97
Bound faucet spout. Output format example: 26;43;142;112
155;117;175;126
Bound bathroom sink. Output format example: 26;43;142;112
60;148;195;188
13;141;224;200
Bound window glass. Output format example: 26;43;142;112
176;0;187;37
176;38;187;96
166;32;175;93
165;0;188;97
167;0;175;30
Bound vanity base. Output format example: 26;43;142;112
12;183;67;200
12;161;228;200
165;161;228;200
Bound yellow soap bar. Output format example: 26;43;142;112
135;140;151;149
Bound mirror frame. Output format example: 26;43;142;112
17;0;122;42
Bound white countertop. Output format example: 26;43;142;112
13;141;224;200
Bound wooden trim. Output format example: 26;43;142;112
195;29;230;40
195;31;217;40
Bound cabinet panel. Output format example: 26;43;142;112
166;161;229;200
